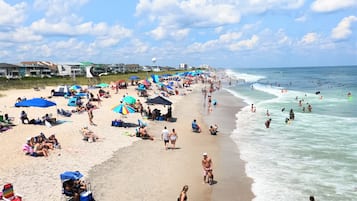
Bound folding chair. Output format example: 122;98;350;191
2;183;22;201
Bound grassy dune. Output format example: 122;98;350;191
0;70;183;90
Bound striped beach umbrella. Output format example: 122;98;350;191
112;104;136;115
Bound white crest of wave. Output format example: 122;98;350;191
225;69;265;83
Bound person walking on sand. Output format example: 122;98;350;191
202;153;213;184
177;185;189;201
161;126;170;150
86;106;95;126
169;128;178;149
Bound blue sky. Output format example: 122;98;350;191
0;0;356;68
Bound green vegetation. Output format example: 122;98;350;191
0;70;184;91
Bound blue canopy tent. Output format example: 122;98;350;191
15;98;56;108
146;95;172;105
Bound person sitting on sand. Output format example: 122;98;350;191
22;137;47;157
42;113;56;125
138;126;154;140
209;124;218;135
20;110;29;124
46;134;61;149
192;119;201;132
30;137;49;157
81;127;99;142
63;179;87;201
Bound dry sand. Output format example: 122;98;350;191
0;80;254;201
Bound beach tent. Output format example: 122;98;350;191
15;98;56;108
95;83;109;88
51;85;70;96
151;74;160;83
68;97;80;107
146;95;172;105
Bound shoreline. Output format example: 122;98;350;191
202;89;254;200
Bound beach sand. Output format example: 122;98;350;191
0;80;254;201
89;86;254;200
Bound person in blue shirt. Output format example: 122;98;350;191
192;119;201;132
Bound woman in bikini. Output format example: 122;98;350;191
169;128;178;149
178;185;188;201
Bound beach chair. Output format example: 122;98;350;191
138;119;148;127
2;183;22;201
60;171;94;201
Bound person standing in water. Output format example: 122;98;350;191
265;118;272;128
289;109;295;120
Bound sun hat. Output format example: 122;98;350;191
203;152;207;156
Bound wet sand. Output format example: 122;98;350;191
203;89;254;201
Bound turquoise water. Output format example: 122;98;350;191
223;66;357;201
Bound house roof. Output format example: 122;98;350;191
0;63;20;68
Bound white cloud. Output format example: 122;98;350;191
0;27;42;43
149;26;189;40
240;0;305;14
137;0;240;40
300;32;319;44
149;26;167;40
186;31;244;53
130;39;150;54
34;0;88;19
276;29;291;45
229;35;259;51
30;19;132;42
311;0;357;12
331;16;357;39
295;15;307;22
0;0;27;26
219;32;242;43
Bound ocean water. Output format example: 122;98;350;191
223;66;357;201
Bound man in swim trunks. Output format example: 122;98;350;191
202;153;213;184
161;126;170;150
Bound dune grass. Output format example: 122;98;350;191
0;70;183;92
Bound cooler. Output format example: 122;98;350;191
80;191;93;201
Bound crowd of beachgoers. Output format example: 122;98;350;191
0;71;231;201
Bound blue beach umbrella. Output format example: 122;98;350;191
15;98;56;108
129;75;140;80
69;85;82;91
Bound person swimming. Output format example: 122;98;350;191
265;118;272;128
